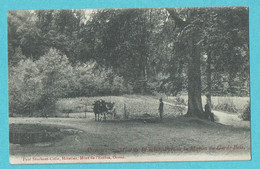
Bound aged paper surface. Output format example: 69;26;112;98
8;7;250;164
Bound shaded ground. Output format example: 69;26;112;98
9;116;250;159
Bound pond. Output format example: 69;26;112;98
9;124;63;145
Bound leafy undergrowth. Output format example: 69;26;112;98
241;102;250;121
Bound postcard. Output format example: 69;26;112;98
8;7;250;164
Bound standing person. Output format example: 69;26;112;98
204;103;210;117
159;98;164;120
204;103;214;122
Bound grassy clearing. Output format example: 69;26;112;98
55;95;249;121
56;95;186;119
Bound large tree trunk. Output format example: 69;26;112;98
167;8;204;118
186;38;205;118
206;51;212;113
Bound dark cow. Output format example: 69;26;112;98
93;100;102;121
93;100;116;121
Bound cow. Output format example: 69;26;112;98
93;100;116;121
93;100;102;121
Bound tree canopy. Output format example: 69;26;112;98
8;7;249;117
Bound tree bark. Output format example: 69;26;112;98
167;8;204;118
206;51;212;113
186;38;204;118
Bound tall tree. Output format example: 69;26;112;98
167;8;206;117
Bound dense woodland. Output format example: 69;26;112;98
8;7;249;118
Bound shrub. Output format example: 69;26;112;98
176;95;186;106
9;59;43;115
68;62;96;97
241;101;250;121
213;99;238;113
8;46;26;66
68;63;133;97
9;48;73;116
9;49;133;116
214;103;238;113
35;48;74;114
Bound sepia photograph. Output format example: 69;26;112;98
8;7;250;164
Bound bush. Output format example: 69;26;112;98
9;59;43;115
9;48;73;116
67;62;96;97
213;99;238;113
176;95;186;106
72;66;133;96
35;48;74;115
241;101;250;121
36;48;74;95
9;49;133;116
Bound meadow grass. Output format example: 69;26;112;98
56;95;186;119
56;95;249;118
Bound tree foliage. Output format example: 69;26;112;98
8;8;249;117
8;49;131;115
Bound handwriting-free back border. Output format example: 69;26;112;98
0;0;259;168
